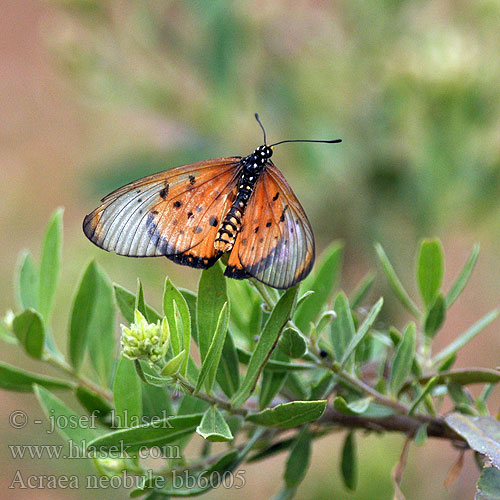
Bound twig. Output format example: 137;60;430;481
175;376;249;417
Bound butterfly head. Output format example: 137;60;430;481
254;145;273;161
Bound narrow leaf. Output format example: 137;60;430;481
197;263;227;385
340;298;384;368
375;243;420;317
408;376;438;415
162;278;191;375
114;284;161;324
0;361;73;392
350;272;376;309
34;385;99;447
86;265;116;384
196;406;233;442
216;333;240;397
12;309;45;359
87;414;204;454
433;309;499;366
161;349;185;377
417;239;444;308
341;432;357;491
295;242;343;332
75;386;113;424
424;294;446;338
68;261;98;372
38;208;63;322
113;358;142;428
246;400;326;428
447;243;479;308
330;292;355;362
195;303;229;394
285;427;311;488
16;251;39;311
232;286;299;407
390;322;416;396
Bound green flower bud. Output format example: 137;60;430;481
120;310;170;368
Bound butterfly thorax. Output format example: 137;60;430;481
214;145;273;253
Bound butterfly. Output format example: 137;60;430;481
83;115;341;289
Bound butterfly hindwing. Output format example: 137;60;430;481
227;162;315;289
83;157;242;265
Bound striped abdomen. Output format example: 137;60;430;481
214;166;260;253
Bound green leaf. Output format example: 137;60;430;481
0;361;73;392
236;347;315;372
259;371;288;410
447;244;480;308
12;309;45;359
310;372;335;400
16;251;39;311
196;406;233;442
341;432;357;491
163;278;191;375
75;386;113;423
278;326;307;358
246;400;326;428
417;239;444;308
414;424;428;446
476;466;500;500
197;263;228;386
113;358;142;428
135;279;148;320
195;302;229;394
340;298;383;368
433;309;500;366
68;261;98;373
333;396;372;415
330;292;355;363
86;265;116;384
295;242;343;332
375;243;421;318
407;369;500;389
141;382;173;421
34;385;99;447
389;322;416;396
424;294;446;338
114;284;161;324
38;208;63;322
285;427;311;488
408;377;438;415
232;286;299;407
161;350;185;377
350;272;376;309
87;414;203;454
445;414;500;468
216;333;240;398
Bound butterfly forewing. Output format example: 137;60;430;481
83;157;242;261
230;162;315;289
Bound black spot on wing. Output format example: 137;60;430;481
173;200;182;208
209;216;218;227
272;192;280;201
159;183;169;199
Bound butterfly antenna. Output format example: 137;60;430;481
270;138;342;147
254;113;267;145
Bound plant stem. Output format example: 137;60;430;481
308;342;409;413
45;353;113;403
175;375;249;417
250;279;276;309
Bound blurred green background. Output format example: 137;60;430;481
2;0;500;498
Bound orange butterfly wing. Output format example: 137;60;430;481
225;162;315;289
83;157;242;267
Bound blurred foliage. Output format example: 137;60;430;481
45;0;500;255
